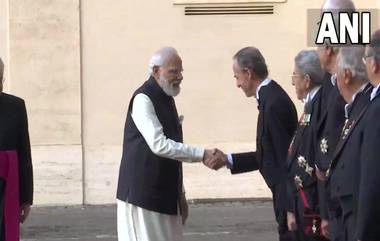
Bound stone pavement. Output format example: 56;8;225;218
21;201;278;241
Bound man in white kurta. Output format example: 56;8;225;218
116;47;223;241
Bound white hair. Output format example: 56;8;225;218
338;46;368;83
148;47;178;75
295;50;324;85
322;0;355;11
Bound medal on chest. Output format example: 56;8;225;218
320;138;328;155
341;119;354;140
300;113;312;126
297;155;314;177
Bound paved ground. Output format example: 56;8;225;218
21;201;278;241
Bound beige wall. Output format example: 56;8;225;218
79;0;380;204
1;0;379;205
0;0;9;88
80;0;315;204
6;0;83;205
378;1;380;23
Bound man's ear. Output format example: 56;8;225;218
304;74;312;89
373;60;380;75
246;68;255;82
344;69;353;85
153;65;160;76
246;68;251;81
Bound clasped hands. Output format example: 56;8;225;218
202;149;228;170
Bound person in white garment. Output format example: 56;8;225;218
116;47;225;241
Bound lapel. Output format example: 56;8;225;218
256;83;270;164
287;123;307;166
256;80;276;139
330;101;370;169
287;88;321;166
330;84;373;162
316;73;334;131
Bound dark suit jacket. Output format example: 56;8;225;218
356;88;380;241
316;74;346;171
230;80;298;188
315;75;346;219
286;88;323;213
0;93;33;205
326;85;372;222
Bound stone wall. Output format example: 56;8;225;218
7;0;82;205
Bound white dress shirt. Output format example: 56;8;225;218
370;83;380;101
131;93;204;163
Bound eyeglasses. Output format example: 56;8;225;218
290;73;305;80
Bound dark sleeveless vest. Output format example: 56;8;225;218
116;76;183;215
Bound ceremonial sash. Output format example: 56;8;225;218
0;151;20;241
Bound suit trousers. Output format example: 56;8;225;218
339;212;356;241
271;182;294;241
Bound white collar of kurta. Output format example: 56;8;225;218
370;83;380;101
344;83;368;118
303;86;321;106
255;78;272;102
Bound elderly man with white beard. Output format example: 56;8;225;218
116;47;223;241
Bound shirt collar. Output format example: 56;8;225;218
331;74;337;86
304;86;321;106
370;83;380;101
255;78;271;102
344;83;368;118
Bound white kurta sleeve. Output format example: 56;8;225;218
131;93;204;163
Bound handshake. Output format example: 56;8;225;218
202;149;228;170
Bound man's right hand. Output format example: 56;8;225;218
321;219;330;238
287;211;298;231
202;149;227;170
20;204;31;223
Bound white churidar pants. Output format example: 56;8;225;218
117;199;183;241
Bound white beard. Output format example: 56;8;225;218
159;75;181;97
